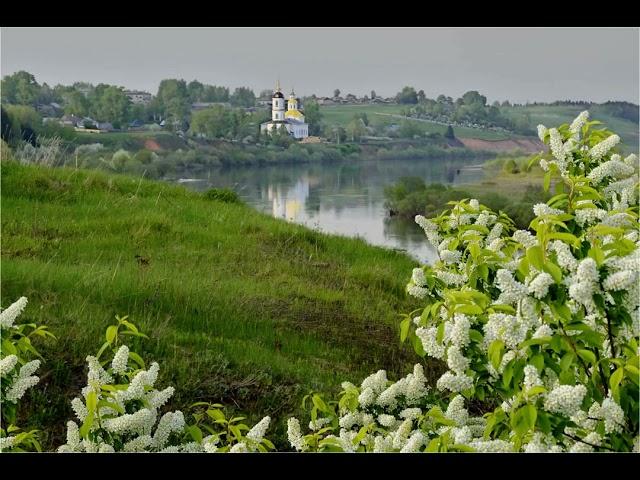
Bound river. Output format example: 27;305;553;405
172;157;487;264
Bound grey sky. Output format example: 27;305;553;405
1;27;638;103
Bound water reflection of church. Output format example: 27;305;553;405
268;178;310;220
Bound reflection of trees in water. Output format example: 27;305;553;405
383;216;428;248
382;216;439;261
305;186;321;215
180;157;488;219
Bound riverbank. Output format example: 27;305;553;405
384;156;549;229
0;160;425;450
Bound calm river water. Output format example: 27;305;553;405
172;158;486;264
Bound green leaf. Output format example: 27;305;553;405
353;424;368;445
105;325;118;345
121;320;139;334
610;367;624;402
543;261;562;283
543;170;551;192
511;404;536;437
521;336;552;348
412;334;426;357
436;322;445;344
577;349;596;365
97;399;124;415
588;245;605;266
489;340;505;371
262;438;275;450
128;351;146;369
79;393;96;438
537;411;551;434
624;365;640;386
206;409;226;422
503;361;514;389
489;304;517;314
551;303;572;322
451;444;476;452
531;353;544;372
229;425;242;440
548;232;580;248
578;330;605;348
188;425;203;443
560;351;575;372
469;329;484;344
526;246;544;270
312;395;328;412
455;304;484;315
425;438;440;452
526;386;546;397
400;318;411;343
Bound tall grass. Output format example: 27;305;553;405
1;160;423;449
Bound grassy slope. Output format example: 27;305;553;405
320;104;513;140
503;105;639;152
321;104;640;148
0;161;424;449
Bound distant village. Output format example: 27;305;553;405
38;88;398;134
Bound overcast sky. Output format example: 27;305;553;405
1;27;638;103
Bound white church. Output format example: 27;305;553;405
260;81;309;139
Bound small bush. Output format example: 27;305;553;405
204;188;241;204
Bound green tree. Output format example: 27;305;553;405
346;117;366;142
461;90;487;106
63;90;90;117
3;104;42;145
398;120;422;138
444;125;455;139
303;100;323;135
333;89;340;98
189;105;232;138
230;87;256;108
396;86;418;104
156;79;190;124
187;80;205;102
417;90;426;103
370;90;376;100
91;86;131;128
203;85;229;102
1;71;41;106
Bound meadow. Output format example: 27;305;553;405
0;160;424;449
320;104;515;140
502;105;639;151
320;103;640;149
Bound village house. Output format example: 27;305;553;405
124;90;153;105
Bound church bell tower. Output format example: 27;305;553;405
272;79;285;122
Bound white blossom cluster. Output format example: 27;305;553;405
2;360;41;403
0;297;43;453
288;367;508;453
393;112;639;452
569;111;589;138
0;296;28;330
57;344;273;453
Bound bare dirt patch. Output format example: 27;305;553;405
459;137;545;153
144;139;162;151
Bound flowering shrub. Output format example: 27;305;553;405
187;402;273;453
287;112;640;452
1;297;56;452
57;315;272;453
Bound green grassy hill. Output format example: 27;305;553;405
320;104;513;140
0;161;423;450
503;105;638;151
320;103;639;149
